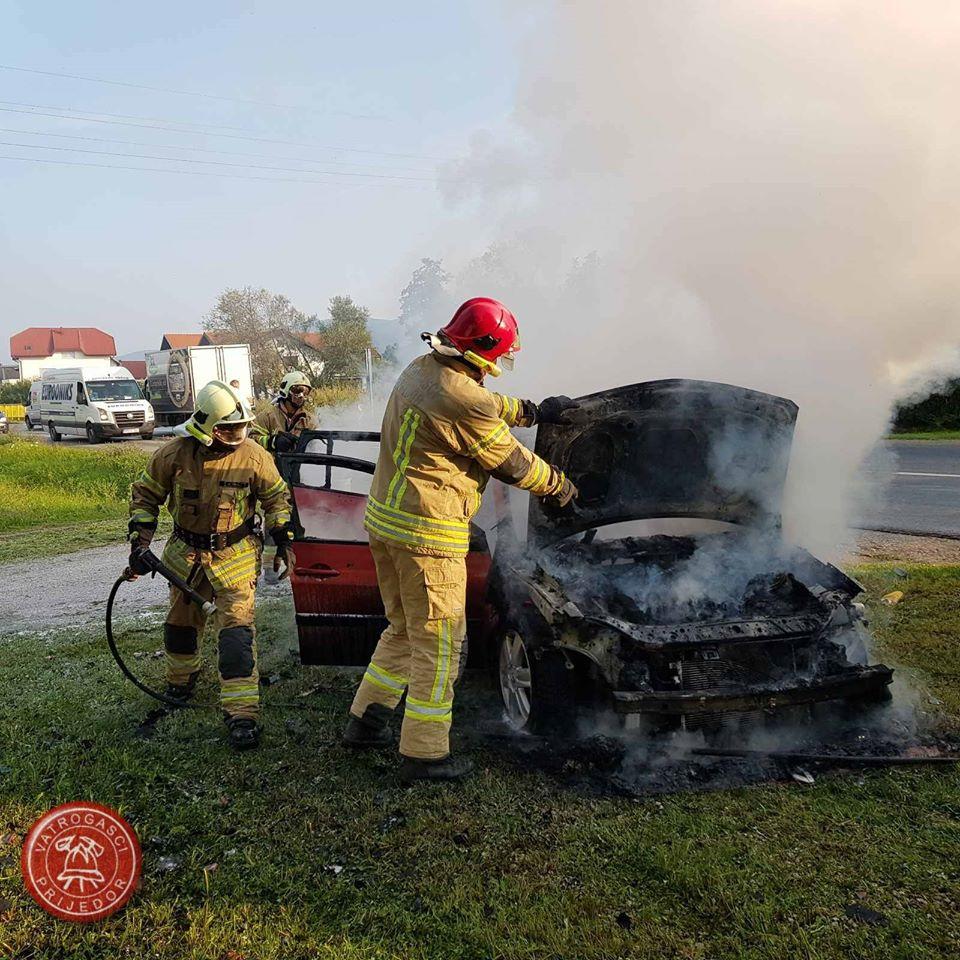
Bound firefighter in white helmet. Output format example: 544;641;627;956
128;380;294;749
253;370;316;456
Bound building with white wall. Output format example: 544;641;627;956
10;327;117;380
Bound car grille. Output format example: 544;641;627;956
115;411;145;426
678;659;757;691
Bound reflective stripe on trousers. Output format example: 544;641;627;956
349;536;466;760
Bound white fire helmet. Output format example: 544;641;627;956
185;380;254;447
278;370;312;400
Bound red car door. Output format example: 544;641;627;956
284;432;495;667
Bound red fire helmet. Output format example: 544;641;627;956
439;298;520;373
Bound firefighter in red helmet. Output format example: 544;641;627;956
343;297;579;782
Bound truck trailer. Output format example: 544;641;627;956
145;344;253;427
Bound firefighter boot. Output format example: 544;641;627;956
226;716;260;751
164;674;198;705
343;703;395;749
399;754;474;785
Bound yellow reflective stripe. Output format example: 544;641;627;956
405;695;453;721
262;477;287;499
136;470;166;497
386;409;421;509
364;510;469;549
467;421;508;457
221;687;259;700
502;395;521;425
364;663;406;694
165;652;201;668
130;509;156;524
366;497;470;537
364;514;470;556
385;409;415;506
362;673;404;695
431;619;451;702
518;456;549;492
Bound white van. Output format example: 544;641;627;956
38;366;156;443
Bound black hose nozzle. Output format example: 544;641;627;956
131;547;216;615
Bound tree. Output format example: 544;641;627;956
399;258;452;333
0;379;30;404
318;296;375;381
203;287;318;395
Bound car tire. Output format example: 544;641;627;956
141;432;154;440
48;422;61;442
85;423;102;444
497;628;579;736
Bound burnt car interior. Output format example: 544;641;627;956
280;380;893;743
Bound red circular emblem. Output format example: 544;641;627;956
21;802;142;922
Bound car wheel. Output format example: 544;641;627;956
141;432;155;440
48;422;61;442
498;628;578;736
85;423;101;444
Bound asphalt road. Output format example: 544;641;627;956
858;440;960;538
6;420;166;452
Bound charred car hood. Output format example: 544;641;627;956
529;379;798;546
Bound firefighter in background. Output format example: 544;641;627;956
343;297;579;783
253;370;315;456
128;380;295;750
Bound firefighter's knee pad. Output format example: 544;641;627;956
218;626;255;679
164;623;198;654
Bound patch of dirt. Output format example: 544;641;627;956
848;531;960;564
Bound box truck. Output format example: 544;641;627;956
38;366;155;443
145;344;253;427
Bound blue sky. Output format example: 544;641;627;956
0;1;520;360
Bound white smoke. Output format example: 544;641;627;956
431;1;960;555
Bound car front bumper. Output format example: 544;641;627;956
98;420;155;438
611;664;894;715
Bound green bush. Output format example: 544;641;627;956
0;438;148;532
0;379;31;404
894;379;960;432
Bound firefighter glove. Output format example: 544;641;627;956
543;476;579;512
270;525;296;581
536;395;580;424
126;533;153;577
268;431;298;454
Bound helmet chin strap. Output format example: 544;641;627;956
422;333;503;377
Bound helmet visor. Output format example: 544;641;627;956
212;423;249;446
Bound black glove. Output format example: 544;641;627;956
268;431;298;454
536;396;580;425
270;525;296;581
543;477;579;512
127;522;155;577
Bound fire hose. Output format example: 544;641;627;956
105;546;213;709
106;546;345;713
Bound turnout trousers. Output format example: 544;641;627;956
162;548;261;721
350;535;467;760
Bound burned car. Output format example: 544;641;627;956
281;379;892;740
493;379;893;737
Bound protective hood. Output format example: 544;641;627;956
528;379;798;546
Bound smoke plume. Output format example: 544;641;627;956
436;1;960;554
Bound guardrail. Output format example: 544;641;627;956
0;404;25;421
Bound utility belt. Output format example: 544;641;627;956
173;517;257;552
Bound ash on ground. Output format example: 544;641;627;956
457;687;958;797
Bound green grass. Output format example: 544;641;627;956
0;438;150;558
887;430;960;441
0;566;958;958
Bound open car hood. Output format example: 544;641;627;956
528;379;798;546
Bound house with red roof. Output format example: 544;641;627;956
10;327;117;380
